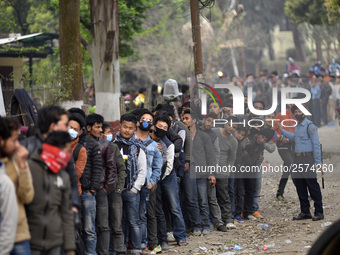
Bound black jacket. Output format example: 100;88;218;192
21;133;80;209
26;150;75;251
98;137;117;193
81;135;102;191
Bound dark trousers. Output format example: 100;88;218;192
147;187;158;248
108;191;125;255
292;155;323;215
234;170;256;217
277;144;295;197
95;189;110;255
312;99;321;127
215;176;233;224
321;100;328;124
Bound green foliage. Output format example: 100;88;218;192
325;0;340;24
118;0;160;58
285;0;329;25
23;56;70;105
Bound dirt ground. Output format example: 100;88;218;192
162;125;340;255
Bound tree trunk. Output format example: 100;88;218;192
291;23;306;62
267;34;275;61
59;0;83;100
88;0;120;122
313;29;323;62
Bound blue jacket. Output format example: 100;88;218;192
281;118;321;164
140;136;162;186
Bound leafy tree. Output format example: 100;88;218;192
325;0;340;24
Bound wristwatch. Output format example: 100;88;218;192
89;190;97;196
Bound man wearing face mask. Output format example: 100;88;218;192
26;131;75;254
68;113;87;196
101;122;113;142
278;105;324;221
149;112;187;247
133;109;163;253
86;113;117;255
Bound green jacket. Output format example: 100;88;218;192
26;150;75;251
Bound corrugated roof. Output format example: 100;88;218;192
0;33;58;46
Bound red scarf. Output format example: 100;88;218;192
40;143;71;174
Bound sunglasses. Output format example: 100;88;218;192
141;117;153;124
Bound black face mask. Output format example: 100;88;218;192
139;122;151;132
155;127;167;138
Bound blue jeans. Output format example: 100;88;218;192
81;191;97;255
122;190;141;253
139;186;150;246
196;178;210;229
159;171;186;242
10;241;30;255
180;164;201;231
252;166;262;213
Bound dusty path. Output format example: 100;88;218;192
162;125;340;254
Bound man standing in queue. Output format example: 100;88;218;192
278;105;324;221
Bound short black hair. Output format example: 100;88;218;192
182;102;191;108
227;115;240;123
86;113;104;127
139;87;147;93
120;113;137;125
69;113;86;129
0;117;20;140
152;84;158;92
38;106;68;134
160;104;175;118
154;112;171;130
138;109;154;121
181;84;189;94
204;112;218;119
45;131;71;149
68;107;86;119
184;109;198;122
252;100;265;109
208;99;221;108
102;122;111;133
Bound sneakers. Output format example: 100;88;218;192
235;215;244;222
253;211;264;219
192;228;202;236
217;225;228;232
167;232;176;242
245;214;257;220
161;242;169;250
226;223;237;229
202;228;210;235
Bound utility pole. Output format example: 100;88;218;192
235;0;246;78
190;0;204;80
190;0;206;113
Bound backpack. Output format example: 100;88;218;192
72;143;84;162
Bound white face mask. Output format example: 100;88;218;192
105;134;113;142
68;128;78;140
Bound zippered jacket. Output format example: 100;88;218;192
26;150;75;251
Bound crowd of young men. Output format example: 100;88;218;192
0;74;325;255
